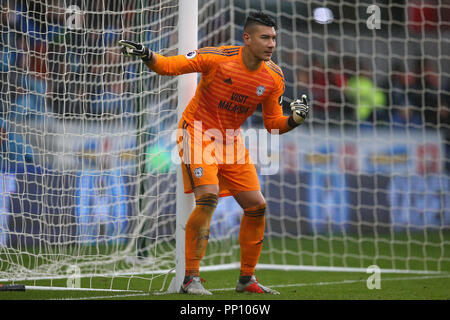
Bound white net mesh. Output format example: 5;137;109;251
225;0;450;273
0;0;449;291
0;0;182;286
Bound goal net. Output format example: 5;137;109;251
0;0;449;292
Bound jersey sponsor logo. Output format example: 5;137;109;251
218;100;249;114
256;85;266;96
185;51;197;59
217;92;250;114
193;167;204;178
230;92;248;104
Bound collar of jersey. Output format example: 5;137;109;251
238;46;265;75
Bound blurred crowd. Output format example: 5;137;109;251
0;0;449;173
292;44;450;173
0;0;140;123
1;1;449;126
294;50;450;130
0;0;141;170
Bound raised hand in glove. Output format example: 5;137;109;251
119;40;153;62
290;94;309;125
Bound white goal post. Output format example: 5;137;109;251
168;0;197;294
0;0;449;292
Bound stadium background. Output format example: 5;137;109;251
0;0;449;274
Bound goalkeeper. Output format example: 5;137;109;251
120;11;308;295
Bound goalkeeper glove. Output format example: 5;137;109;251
119;40;153;62
289;94;309;125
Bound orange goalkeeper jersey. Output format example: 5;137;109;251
150;46;290;142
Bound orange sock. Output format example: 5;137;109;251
185;193;218;277
239;203;266;277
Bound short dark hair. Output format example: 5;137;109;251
244;11;278;31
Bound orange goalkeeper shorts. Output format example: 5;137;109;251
177;119;261;197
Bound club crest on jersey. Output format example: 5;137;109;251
185;51;197;59
256;85;266;96
194;167;204;178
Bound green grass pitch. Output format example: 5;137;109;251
0;233;449;300
0;269;449;300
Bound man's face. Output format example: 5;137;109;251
244;25;277;61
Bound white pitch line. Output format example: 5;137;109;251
58;273;450;300
26;285;142;292
210;274;450;292
54;292;152;300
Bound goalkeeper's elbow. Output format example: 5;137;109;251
263;123;278;135
264;120;291;135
